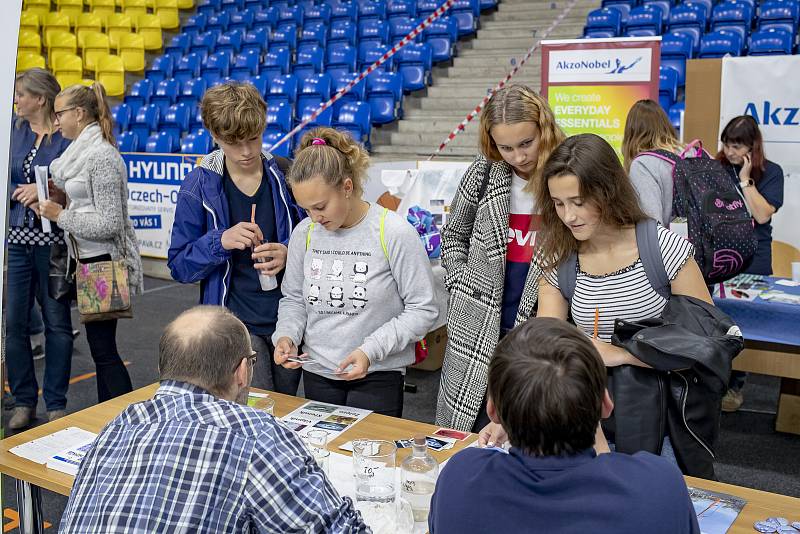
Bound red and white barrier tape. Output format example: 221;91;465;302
428;0;578;159
268;0;456;153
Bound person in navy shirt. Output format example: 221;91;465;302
716;115;784;412
168;82;305;395
429;317;700;534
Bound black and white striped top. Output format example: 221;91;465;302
543;225;694;342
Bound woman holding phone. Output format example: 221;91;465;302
716;115;784;411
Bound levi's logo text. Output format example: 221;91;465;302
507;214;541;263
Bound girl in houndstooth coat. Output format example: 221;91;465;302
435;85;565;432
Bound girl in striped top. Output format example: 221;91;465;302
535;134;712;455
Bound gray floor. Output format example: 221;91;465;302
2;276;799;531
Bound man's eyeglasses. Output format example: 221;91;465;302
54;107;77;120
233;350;258;373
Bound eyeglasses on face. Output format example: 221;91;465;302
233;350;258;373
54;107;77;120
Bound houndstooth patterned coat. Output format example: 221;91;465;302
435;155;542;432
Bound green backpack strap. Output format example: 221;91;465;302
305;207;389;260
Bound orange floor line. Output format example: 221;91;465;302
4;361;132;395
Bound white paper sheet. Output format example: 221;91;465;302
10;427;97;465
280;401;371;441
34;165;51;233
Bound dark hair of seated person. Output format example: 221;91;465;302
488;317;606;456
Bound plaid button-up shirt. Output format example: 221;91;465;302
60;380;369;533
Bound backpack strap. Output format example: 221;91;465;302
636;218;671;300
638;149;679;167
305;207;390;261
556;220;670;303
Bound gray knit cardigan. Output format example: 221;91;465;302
53;140;144;295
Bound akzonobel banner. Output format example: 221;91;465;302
123;153;200;259
541;37;661;158
720;55;800;249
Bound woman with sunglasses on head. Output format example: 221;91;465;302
38;83;142;404
6;68;74;429
273;127;437;416
716;115;784;412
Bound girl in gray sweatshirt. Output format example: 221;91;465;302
273;127;438;416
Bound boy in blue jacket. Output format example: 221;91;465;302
168;82;305;394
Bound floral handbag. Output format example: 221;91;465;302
71;237;133;323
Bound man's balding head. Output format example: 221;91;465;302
159;306;251;397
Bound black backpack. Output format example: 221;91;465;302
639;140;756;285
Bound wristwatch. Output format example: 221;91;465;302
740;178;754;188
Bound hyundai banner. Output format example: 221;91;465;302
123;153;200;259
541;37;661;158
720;55;800;249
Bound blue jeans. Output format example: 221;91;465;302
6;244;74;411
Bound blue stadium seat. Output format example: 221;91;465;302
197;0;222;16
184;13;208;36
625;28;659;37
181;129;213;154
390;18;419;44
305;4;332;26
175;53;204;84
359;46;394;72
359;0;388;24
602;0;637;8
326;45;357;80
658;66;678;111
299;23;328;49
231;49;262;80
452;0;480;36
684;0;712;19
189;105;205;132
217;30;244;57
297;102;334;128
160;103;190;139
643;0;672;24
396;42;432;92
111;103;133;136
164;33;191;61
332;73;367;115
329;20;358;47
131;104;160;143
749;27;794;55
417;0;440;19
268;74;299;106
124;79;154;112
389;0;417;22
293;45;325;80
230;9;255;33
262;130;291;158
242;28;269;55
668;4;706;51
583;29;617;38
359;20;390;47
272;25;298;51
178;79;208;108
661;31;694;85
711;2;753;44
331;0;359;24
151;79;180;114
424;18;457;62
117;131;139;152
253;6;279;32
758;1;799;35
333;101;372;148
202;51;232;85
262;48;291;85
145;55;174;84
221;0;245;11
297;73;333;119
146;131;179;154
190;31;218;57
247;74;270;98
266;101;293;134
278;5;304;27
604;4;631;26
699;30;743;58
480;0;497;10
367;72;403;124
584;8;622;36
668;101;685;132
626;5;663;35
207;12;231;34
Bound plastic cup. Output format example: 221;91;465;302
304;429;330;474
256;241;278;291
352;439;397;504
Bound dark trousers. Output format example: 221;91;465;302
84;319;133;402
249;334;301;395
302;369;405;417
471;394;491;433
6;244;73;411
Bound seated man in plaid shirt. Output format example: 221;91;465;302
60;306;368;533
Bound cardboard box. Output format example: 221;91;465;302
411;326;447;372
776;379;800;435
